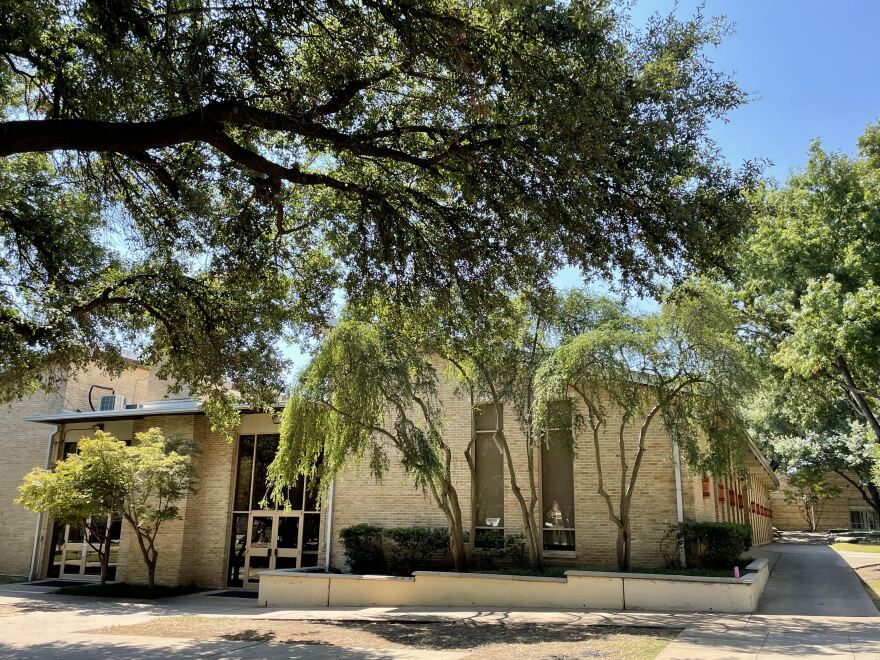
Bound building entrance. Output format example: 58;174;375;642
227;434;320;587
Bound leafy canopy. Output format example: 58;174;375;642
534;279;755;475
17;431;128;525
269;319;445;504
740;122;880;440
0;1;754;430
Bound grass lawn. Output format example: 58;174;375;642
54;582;204;599
865;581;880;611
98;616;680;659
853;564;880;613
832;543;880;554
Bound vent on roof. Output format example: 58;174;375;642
99;394;127;411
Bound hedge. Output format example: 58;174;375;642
679;521;752;568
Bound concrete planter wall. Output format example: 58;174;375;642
258;558;769;613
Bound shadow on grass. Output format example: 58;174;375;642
301;621;680;650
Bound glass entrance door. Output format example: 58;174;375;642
50;517;122;581
227;433;321;587
243;512;301;588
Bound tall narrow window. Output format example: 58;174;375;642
541;401;576;551
474;403;504;547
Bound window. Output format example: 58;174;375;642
541;401;576;551
227;434;322;586
851;509;880;531
474;404;504;547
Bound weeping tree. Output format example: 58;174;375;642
534;281;754;570
269;320;468;571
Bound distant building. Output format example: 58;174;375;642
770;473;880;532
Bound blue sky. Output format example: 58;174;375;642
631;0;880;182
553;0;880;291
288;1;880;372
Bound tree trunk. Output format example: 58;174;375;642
834;355;880;444
525;431;543;571
430;479;468;572
616;521;630;571
147;558;157;589
835;471;880;525
445;483;468;572
496;429;541;568
868;483;880;522
99;533;112;587
123;514;160;589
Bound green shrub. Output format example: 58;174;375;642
339;524;385;574
472;532;527;570
385;526;450;575
679;522;751;568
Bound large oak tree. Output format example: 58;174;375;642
1;0;754;429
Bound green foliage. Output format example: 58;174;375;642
0;1;754;432
740;122;880;443
339;524;451;575
472;532;529;571
533;280;755;570
338;524;385;575
535;280;754;478
679;522;752;569
271;320;444;499
17;432;127;527
20;428;197;588
385;527;451;576
118;428;198;539
271;315;470;570
765;421;880;523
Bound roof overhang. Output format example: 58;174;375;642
746;435;779;489
24;399;283;425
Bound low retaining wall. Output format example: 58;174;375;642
258;558;770;613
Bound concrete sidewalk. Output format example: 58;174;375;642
753;543;876;616
658;540;879;659
1;539;877;659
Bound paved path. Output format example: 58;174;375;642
754;542;877;616
1;540;877;659
658;540;880;659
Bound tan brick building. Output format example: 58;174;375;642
2;361;778;587
770;472;880;532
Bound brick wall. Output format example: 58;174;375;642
326;365;741;571
0;363;150;582
0;390;63;580
770;472;865;531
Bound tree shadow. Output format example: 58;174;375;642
312;620;678;650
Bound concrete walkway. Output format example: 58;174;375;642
1;540;877;659
754;542;877;616
658;540;879;659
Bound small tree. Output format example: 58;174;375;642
18;432;127;585
18;429;196;588
781;468;840;532
117;429;198;588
